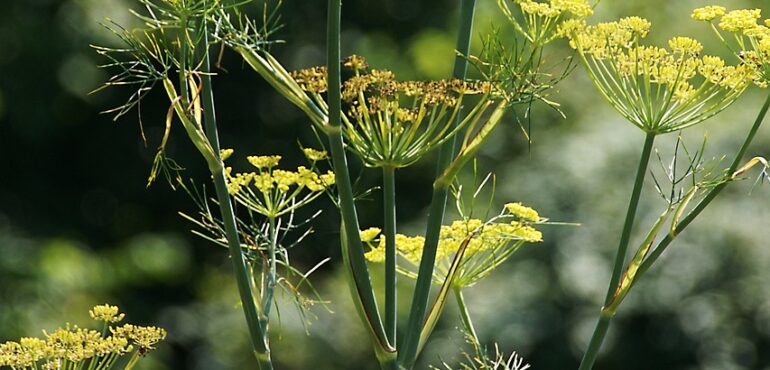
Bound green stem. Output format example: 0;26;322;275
179;15;189;104
198;10;273;369
578;132;656;370
453;286;483;359
263;216;278;317
399;0;477;368
326;0;394;363
636;90;770;279
383;165;398;346
579;311;613;370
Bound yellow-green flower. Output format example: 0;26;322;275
363;203;544;287
220;148;234;161
505;202;541;222
499;0;593;45
718;8;761;32
691;6;726;22
293;56;504;168
692;5;770;84
225;153;335;218
360;227;382;243
565;17;753;134
302;148;328;161
0;305;163;369
248;155;282;169
89;304;125;323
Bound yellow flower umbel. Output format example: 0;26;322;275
89;304;126;323
692;6;770;84
293;55;504;168
499;0;593;45
224;150;335;218
0;305;165;370
565;17;754;134
363;203;543;287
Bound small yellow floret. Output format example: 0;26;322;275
343;55;369;71
619;16;652;36
247;155;281;169
220;148;234;161
691;6;726;22
550;0;593;17
519;1;560;18
364;238;386;263
360;227;381;242
112;324;166;350
510;222;543;242
668;36;703;56
89;304;125;323
504;202;541;222
302;148;328;161
718;9;761;32
556;18;586;38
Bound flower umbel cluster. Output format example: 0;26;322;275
565;17;755;134
0;305;165;370
224;149;335;218
293;55;504;168
499;0;593;45
363;203;543;287
692;6;770;83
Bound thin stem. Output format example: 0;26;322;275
383;165;398;346
263;216;278;317
636;90;770;278
453;286;483;359
326;0;394;365
399;0;477;368
198;9;273;369
578;132;656;370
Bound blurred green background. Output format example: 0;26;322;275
1;0;770;369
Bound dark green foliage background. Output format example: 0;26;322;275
1;0;769;369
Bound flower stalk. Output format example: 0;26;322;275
578;132;655;370
454;286;483;359
635;90;770;280
398;0;478;368
383;165;398;345
325;0;396;367
198;16;274;369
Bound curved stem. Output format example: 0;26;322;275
262;216;278;317
636;90;770;279
453;286;484;359
326;0;394;364
383;166;398;346
399;1;477;368
578;132;656;370
198;8;273;368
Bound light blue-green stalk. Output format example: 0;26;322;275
197;10;274;369
325;0;396;368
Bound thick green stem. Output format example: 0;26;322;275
326;0;394;362
399;0;477;368
198;11;273;369
578;132;656;370
453;287;483;359
579;311;613;370
636;91;770;279
383;166;398;346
